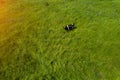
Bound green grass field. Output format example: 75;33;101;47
0;0;120;80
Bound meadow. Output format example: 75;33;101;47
0;0;120;80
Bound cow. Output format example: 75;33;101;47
64;23;76;31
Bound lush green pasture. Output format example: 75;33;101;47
0;0;120;80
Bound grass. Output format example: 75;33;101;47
0;0;120;80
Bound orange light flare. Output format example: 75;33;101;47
0;0;5;4
0;0;24;41
0;0;7;11
1;0;18;26
0;0;8;25
0;0;10;41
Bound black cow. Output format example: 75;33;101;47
64;23;76;31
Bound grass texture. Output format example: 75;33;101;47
0;0;120;80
